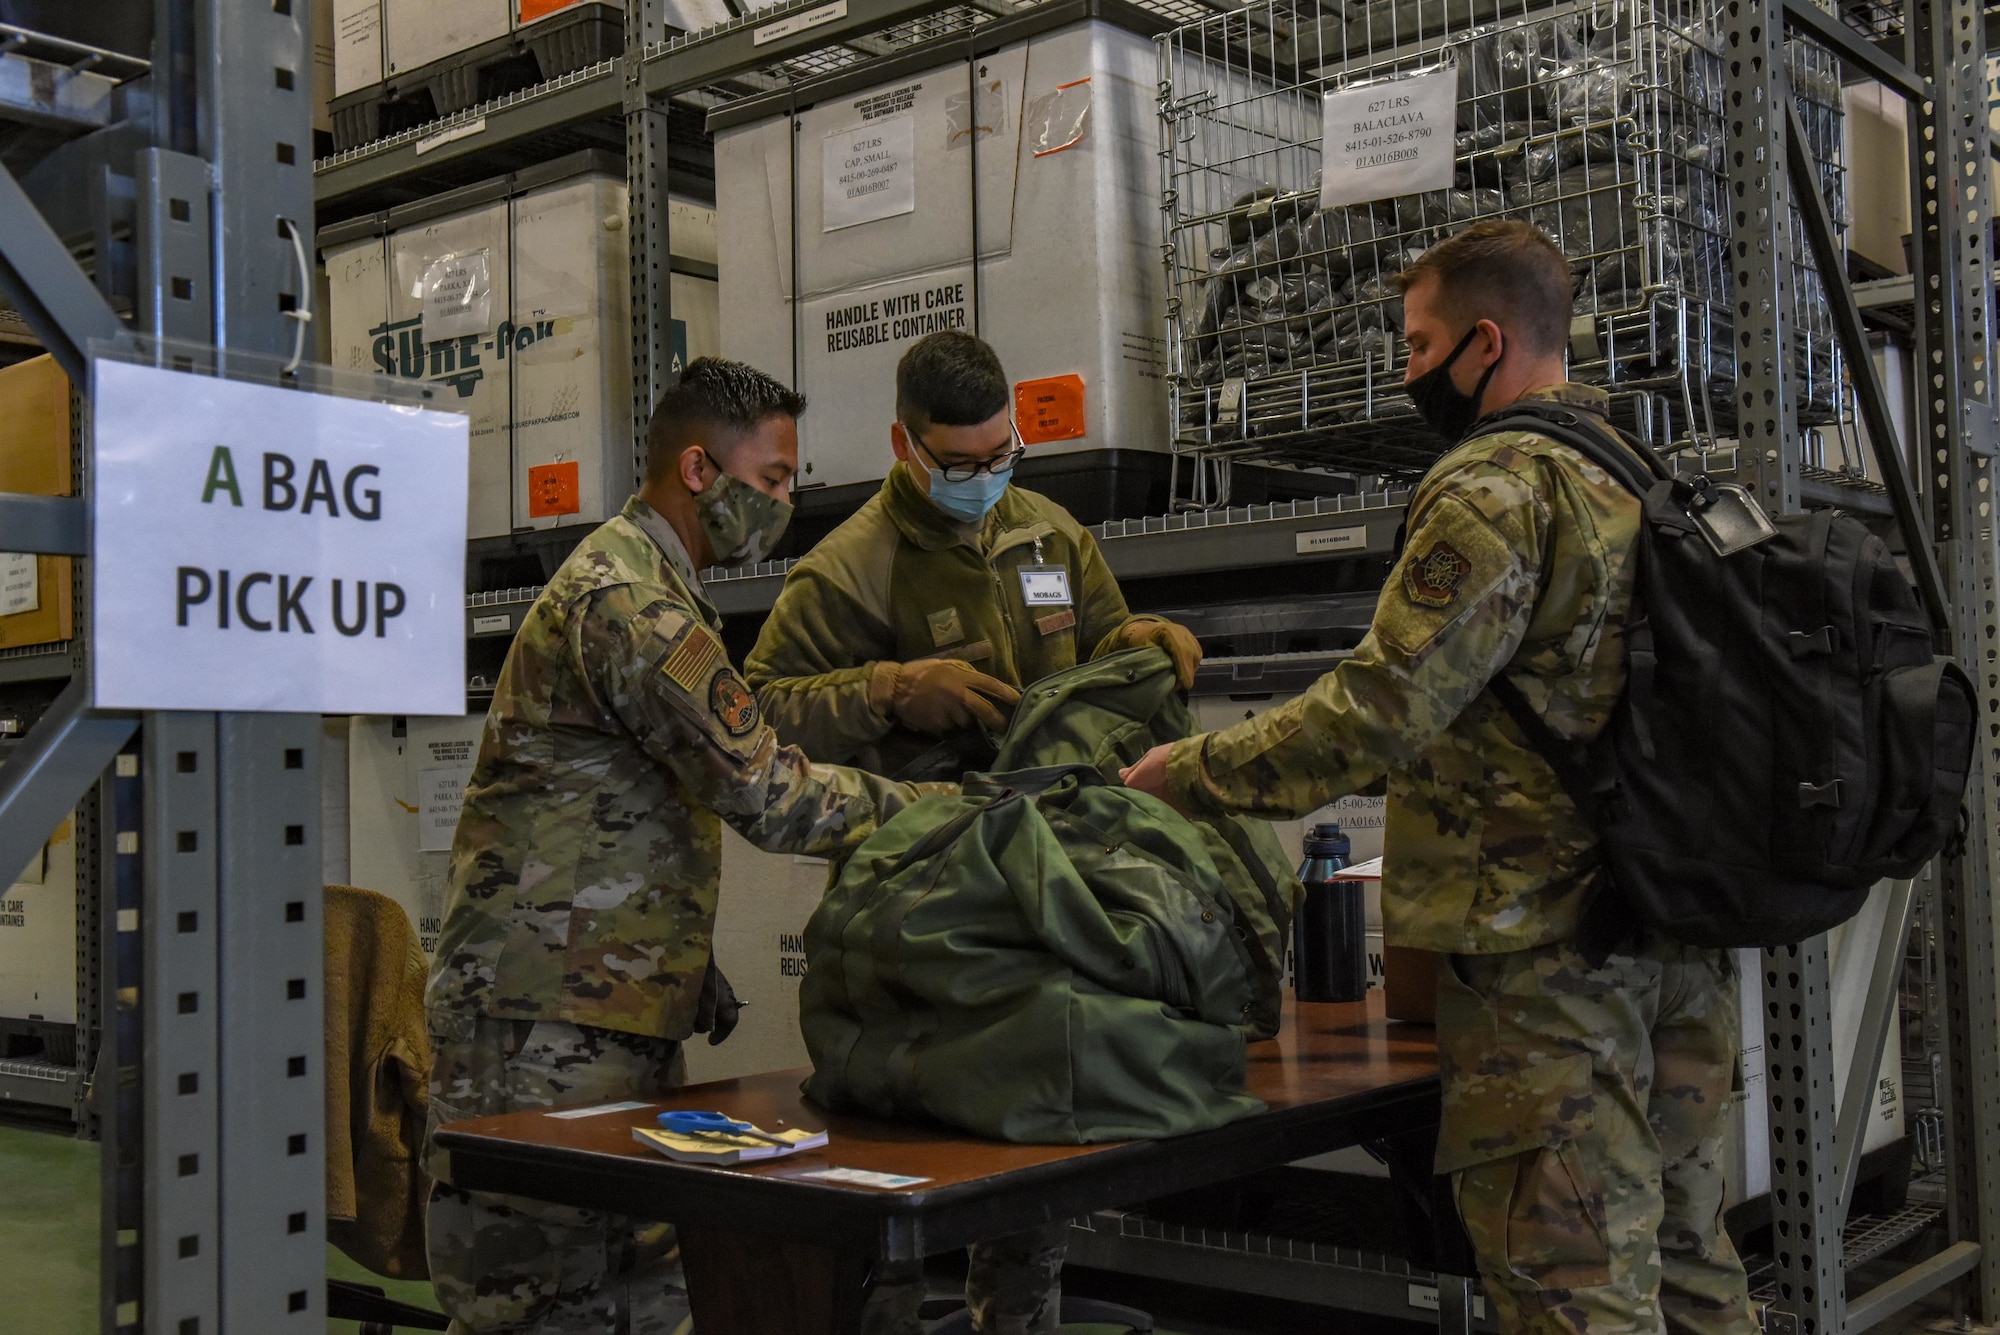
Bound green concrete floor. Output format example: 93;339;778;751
0;1116;443;1335
0;1111;1199;1334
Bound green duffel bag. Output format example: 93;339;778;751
799;648;1300;1144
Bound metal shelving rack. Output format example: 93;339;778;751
0;4;328;1335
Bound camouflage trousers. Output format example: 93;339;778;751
1434;933;1757;1335
424;1015;691;1335
860;1221;1071;1335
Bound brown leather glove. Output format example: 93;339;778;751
1106;617;1204;689
883;657;1022;735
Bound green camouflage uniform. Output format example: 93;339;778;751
425;495;924;1335
1162;385;1756;1335
747;464;1128;1332
745;462;1161;777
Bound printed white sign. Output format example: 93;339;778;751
823;114;915;232
421;250;493;342
1318;66;1458;210
91;359;469;714
0;552;38;617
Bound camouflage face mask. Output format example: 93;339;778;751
694;453;794;567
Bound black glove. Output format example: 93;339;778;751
693;959;744;1046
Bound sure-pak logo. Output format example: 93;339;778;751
91;359;469;715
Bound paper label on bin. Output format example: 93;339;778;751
0;553;38;617
1318;66;1457;209
422;250;493;342
417;759;475;853
823;114;915;232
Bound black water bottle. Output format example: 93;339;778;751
1294;822;1366;1003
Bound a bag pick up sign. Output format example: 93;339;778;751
92;359;469;715
1318;65;1457;210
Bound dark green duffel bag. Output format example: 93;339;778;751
799;648;1300;1144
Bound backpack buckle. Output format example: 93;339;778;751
1789;627;1835;658
1798;779;1844;809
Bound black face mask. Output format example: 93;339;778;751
1406;325;1504;444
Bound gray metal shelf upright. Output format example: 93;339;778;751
0;2;328;1333
299;4;2000;1335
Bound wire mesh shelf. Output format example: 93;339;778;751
1158;0;1849;475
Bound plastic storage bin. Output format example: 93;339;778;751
712;7;1177;492
321;150;721;538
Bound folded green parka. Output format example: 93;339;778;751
799;647;1303;1143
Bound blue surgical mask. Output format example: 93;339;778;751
923;465;1010;523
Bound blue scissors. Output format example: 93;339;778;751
658;1109;791;1146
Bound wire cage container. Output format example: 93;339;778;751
1157;0;1848;477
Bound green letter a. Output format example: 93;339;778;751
201;445;242;506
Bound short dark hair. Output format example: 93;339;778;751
1392;220;1573;357
895;331;1008;431
643;357;807;482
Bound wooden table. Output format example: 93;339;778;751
434;996;1440;1333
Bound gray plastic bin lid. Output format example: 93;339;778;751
315;148;625;251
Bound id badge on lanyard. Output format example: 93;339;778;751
1017;537;1072;606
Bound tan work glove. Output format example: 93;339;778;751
879;658;1022;735
1105;617;1204;689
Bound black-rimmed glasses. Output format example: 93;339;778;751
904;421;1027;482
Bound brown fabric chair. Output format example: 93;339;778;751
325;883;433;1280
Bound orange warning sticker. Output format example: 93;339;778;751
519;0;577;21
527;461;581;518
1014;375;1086;445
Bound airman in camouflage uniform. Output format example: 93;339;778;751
1122;221;1756;1335
748;331;1201;1333
746;460;1183;777
426;362;929;1334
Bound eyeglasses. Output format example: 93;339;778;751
904;422;1027;482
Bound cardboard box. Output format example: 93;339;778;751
0;355;75;651
1383;945;1437;1025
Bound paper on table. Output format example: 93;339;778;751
632;1124;828;1165
546;1100;654;1120
1333;855;1383;880
796;1166;932;1189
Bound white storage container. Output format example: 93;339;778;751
333;0;384;98
0;814;76;1026
712;10;1174;490
322;152;719;538
1726;884;1907;1204
385;0;511;77
323;180;515;537
349;714;488;956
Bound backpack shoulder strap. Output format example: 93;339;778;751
1471;401;1671;501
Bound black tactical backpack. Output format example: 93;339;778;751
1471;402;1975;949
